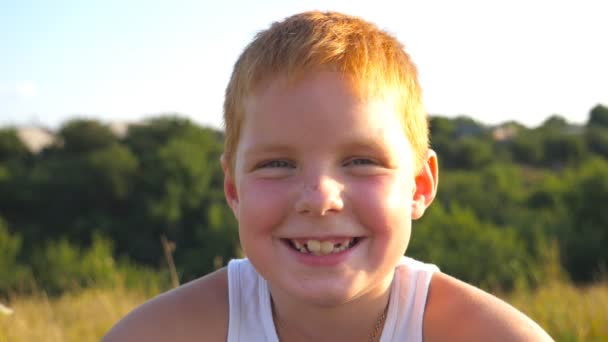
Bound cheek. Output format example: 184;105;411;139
237;179;290;232
350;176;413;233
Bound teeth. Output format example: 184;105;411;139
307;240;321;254
290;238;356;255
320;241;334;254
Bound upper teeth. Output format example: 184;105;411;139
292;238;354;255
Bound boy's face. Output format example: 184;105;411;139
222;71;437;306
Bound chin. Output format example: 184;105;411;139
290;285;360;307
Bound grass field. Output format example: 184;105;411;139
509;281;608;341
1;280;606;341
0;286;151;342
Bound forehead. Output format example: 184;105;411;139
247;72;399;123
238;71;409;153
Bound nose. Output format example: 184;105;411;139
295;175;344;216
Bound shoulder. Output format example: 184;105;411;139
102;267;229;342
423;271;554;342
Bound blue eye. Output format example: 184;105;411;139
348;158;375;166
260;160;292;168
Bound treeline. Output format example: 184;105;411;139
0;117;238;295
1;105;607;295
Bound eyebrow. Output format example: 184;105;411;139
339;139;389;152
241;143;296;157
338;128;399;151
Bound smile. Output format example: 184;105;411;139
284;237;361;255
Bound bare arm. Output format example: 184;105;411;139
102;268;229;342
424;272;554;342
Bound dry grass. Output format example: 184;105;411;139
1;280;606;342
0;286;156;342
509;281;608;341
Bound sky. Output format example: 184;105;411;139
1;0;606;130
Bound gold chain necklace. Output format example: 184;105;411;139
368;302;389;342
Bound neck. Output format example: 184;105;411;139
269;272;393;342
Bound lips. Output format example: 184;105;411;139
284;237;360;255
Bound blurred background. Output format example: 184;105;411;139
1;0;607;341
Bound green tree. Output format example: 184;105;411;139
118;116;237;278
450;137;494;169
85;144;138;201
21;141;137;245
31;234;117;294
0;218;32;294
557;158;608;282
509;130;543;165
585;126;608;158
0;129;36;240
0;129;30;162
540;115;569;131
409;203;533;291
429;115;494;169
588;104;608;128
58;119;118;153
438;164;525;225
541;133;587;167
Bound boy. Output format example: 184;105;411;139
104;11;553;341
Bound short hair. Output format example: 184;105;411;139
223;11;428;175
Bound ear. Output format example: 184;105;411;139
220;154;239;219
411;149;439;220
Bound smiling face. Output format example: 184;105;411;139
222;71;437;307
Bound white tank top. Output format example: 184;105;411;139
226;256;439;342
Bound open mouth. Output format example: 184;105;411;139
283;237;361;256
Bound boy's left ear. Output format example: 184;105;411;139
411;149;439;220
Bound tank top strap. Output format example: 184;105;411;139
227;258;279;342
379;256;440;342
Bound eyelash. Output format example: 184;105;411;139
346;158;376;166
258;160;293;168
256;158;377;169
